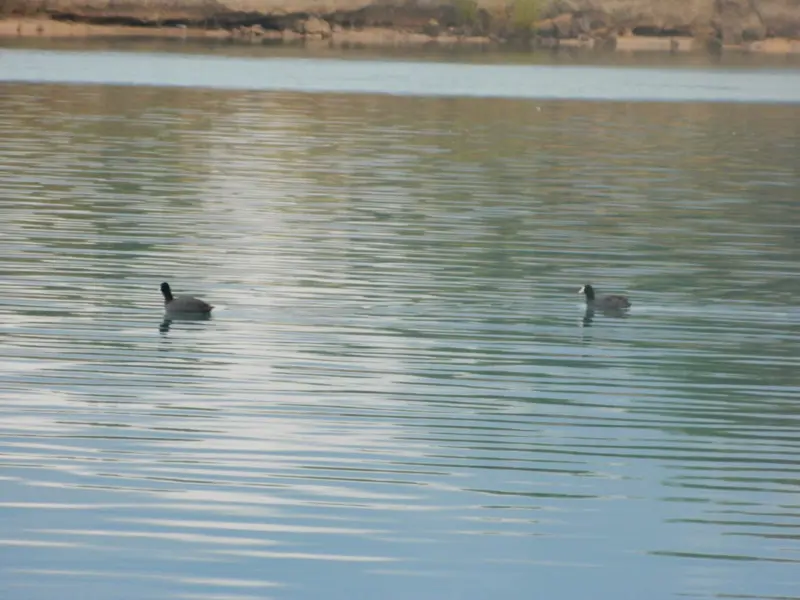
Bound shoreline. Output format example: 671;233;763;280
2;17;799;55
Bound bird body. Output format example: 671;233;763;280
578;284;631;310
161;282;213;316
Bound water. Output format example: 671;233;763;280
0;46;799;600
3;47;800;102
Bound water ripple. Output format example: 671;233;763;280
0;78;798;600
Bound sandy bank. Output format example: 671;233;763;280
1;17;495;46
3;16;800;54
2;0;800;56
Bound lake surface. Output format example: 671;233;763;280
0;45;799;600
2;46;800;102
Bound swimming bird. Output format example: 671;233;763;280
578;284;631;310
160;282;213;316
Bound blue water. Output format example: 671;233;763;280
1;47;799;102
0;46;799;600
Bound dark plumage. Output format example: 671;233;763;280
161;282;213;316
578;284;631;310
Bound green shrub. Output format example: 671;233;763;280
454;0;480;27
511;0;539;32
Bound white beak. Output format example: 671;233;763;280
577;286;585;294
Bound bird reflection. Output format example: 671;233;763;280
159;313;212;334
581;307;630;327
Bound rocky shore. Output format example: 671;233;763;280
1;0;799;54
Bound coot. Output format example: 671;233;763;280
161;282;214;316
578;284;631;310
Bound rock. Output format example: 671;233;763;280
423;18;441;37
474;8;492;36
573;10;611;35
694;25;723;53
739;7;767;41
592;26;617;50
294;16;331;38
283;28;303;40
759;0;800;38
537;36;559;48
593;33;617;51
14;0;800;51
533;18;556;37
234;24;265;38
714;0;766;44
551;13;575;38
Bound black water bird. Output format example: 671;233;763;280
578;284;631;311
161;282;214;316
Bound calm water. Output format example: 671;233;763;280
0;47;799;600
3;47;800;102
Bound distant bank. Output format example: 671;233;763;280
1;0;799;54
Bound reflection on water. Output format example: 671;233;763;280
3;34;799;70
2;47;800;103
581;306;632;326
0;73;798;600
159;314;213;334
